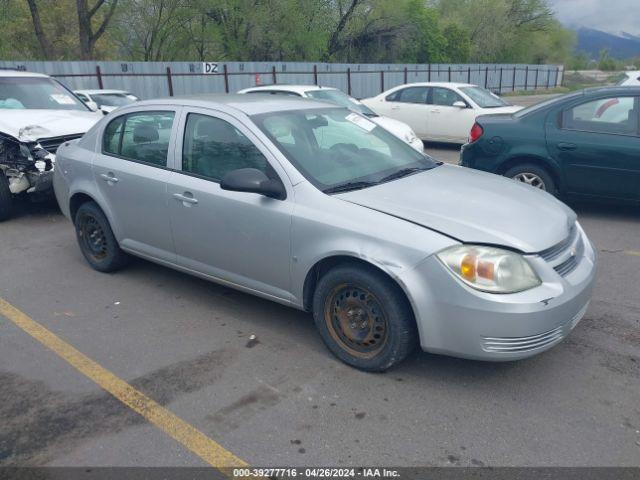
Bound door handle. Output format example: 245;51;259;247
430;109;440;113
390;105;400;110
557;142;577;151
173;192;198;206
99;172;119;183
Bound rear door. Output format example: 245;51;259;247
93;108;179;260
546;95;640;201
377;87;429;138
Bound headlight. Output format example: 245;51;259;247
437;245;541;293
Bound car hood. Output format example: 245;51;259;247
336;164;576;253
0;109;102;141
479;105;523;115
370;116;412;136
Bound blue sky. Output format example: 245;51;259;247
549;0;640;35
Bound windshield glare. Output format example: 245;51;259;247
305;89;377;117
460;86;509;108
93;93;136;107
254;108;438;191
0;77;88;111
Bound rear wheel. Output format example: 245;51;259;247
312;264;417;372
0;171;13;221
504;163;557;196
74;201;129;272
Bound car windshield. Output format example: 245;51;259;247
253;108;438;192
92;93;136;107
460;86;509;108
305;89;378;117
0;77;88;111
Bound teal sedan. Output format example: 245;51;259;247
460;87;640;204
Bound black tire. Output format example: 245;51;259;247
504;163;558;196
74;201;129;272
0;171;13;222
312;263;417;372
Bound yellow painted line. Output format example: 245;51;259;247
625;250;640;257
0;297;248;471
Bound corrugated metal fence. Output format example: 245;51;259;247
0;61;564;99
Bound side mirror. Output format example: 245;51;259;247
220;168;286;200
453;101;467;108
85;100;99;112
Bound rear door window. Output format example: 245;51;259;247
386;87;428;104
103;111;175;167
562;97;638;136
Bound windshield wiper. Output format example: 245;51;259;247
323;181;378;194
377;167;428;184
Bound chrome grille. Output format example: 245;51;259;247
37;134;84;154
538;224;584;277
481;326;564;353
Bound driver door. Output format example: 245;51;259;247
427;87;477;142
167;108;294;301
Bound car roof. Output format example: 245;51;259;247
0;69;50;79
239;84;335;95
134;94;336;115
388;82;476;89
75;89;131;95
583;85;640;95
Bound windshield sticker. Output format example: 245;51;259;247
346;112;376;132
50;94;76;105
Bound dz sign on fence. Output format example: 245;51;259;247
203;62;219;74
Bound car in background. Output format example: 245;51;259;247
0;70;102;221
54;94;596;371
74;89;139;113
237;84;424;151
460;86;640;204
616;71;640;87
362;82;523;143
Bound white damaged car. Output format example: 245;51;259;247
0;70;102;220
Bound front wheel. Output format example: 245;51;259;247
504;163;557;196
312;264;417;372
0;171;13;221
74;201;129;272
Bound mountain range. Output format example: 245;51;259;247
574;27;640;60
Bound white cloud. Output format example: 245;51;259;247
549;0;640;35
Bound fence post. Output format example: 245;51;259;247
223;64;229;93
546;69;550;89
428;64;431;82
380;70;384;93
166;67;174;96
272;66;277;84
524;66;529;90
534;67;539;90
448;66;451;82
467;66;471;83
347;68;352;95
498;68;503;93
404;66;408;84
95;65;104;89
484;66;489;89
313;65;318;85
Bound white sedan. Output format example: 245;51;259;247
362;82;523;144
238;84;424;151
74;89;139;113
616;71;640;86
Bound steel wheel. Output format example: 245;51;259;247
324;283;388;359
513;172;546;190
77;213;108;261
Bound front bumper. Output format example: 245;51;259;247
399;226;597;361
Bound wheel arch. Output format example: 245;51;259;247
301;255;417;320
498;155;563;192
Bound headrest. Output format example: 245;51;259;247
133;125;159;143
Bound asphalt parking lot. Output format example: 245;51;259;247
1;94;639;469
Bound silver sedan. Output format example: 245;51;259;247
53;95;597;371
